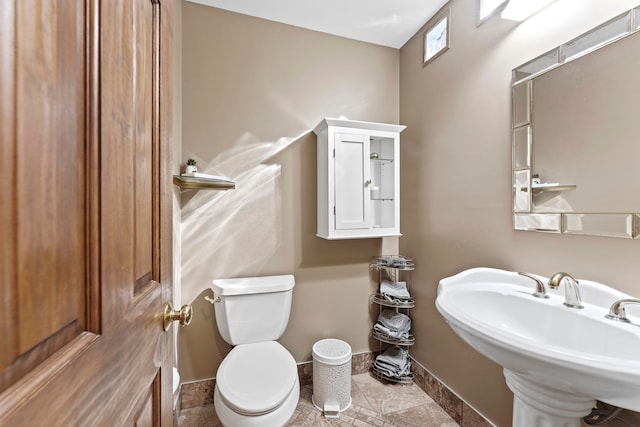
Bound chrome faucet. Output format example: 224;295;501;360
605;299;640;323
518;272;549;299
548;272;583;309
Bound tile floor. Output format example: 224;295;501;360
177;372;459;427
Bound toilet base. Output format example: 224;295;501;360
214;377;300;427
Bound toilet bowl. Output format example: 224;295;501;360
214;341;299;426
211;275;298;427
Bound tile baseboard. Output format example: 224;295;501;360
410;356;496;427
177;351;495;427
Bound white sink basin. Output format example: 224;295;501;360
436;267;640;426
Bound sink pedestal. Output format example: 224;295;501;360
504;369;595;427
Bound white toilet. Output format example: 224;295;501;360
212;275;299;427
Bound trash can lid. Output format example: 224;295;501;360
312;339;352;365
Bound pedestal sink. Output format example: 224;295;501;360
436;267;640;427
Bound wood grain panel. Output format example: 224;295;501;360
16;0;86;353
0;0;18;374
0;286;165;425
100;0;136;326
0;0;90;393
135;390;153;427
158;0;177;422
134;374;160;427
85;0;102;334
133;0;156;293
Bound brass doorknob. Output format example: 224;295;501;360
163;302;193;331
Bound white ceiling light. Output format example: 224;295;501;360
501;0;559;21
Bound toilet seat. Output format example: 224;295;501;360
216;341;298;416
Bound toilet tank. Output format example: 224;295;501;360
212;275;295;345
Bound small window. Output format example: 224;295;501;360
477;0;508;25
423;8;450;66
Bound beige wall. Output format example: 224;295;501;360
179;2;400;382
179;0;640;424
399;0;640;425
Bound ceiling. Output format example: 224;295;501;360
186;0;451;49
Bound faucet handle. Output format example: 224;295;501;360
605;298;640;323
518;272;549;299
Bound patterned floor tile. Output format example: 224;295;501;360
177;373;459;427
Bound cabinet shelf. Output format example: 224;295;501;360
372;330;415;346
173;174;235;190
532;184;576;194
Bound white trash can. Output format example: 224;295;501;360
312;338;352;418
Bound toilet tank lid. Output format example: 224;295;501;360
212;274;295;296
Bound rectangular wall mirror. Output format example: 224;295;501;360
511;7;640;239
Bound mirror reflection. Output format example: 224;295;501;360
511;7;640;238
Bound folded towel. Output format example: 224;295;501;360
378;255;407;268
380;280;410;301
390;256;406;268
375;360;410;377
374;346;411;377
374;309;411;339
376;309;411;331
376;346;409;367
373;323;409;339
374;362;411;379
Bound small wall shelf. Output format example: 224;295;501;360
173;175;235;190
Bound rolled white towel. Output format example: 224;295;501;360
390;256;407;268
379;256;393;266
376;255;409;268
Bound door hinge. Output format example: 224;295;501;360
333;148;335;157
333;206;336;216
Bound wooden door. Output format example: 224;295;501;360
0;0;175;425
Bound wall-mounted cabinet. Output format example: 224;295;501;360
314;118;406;239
